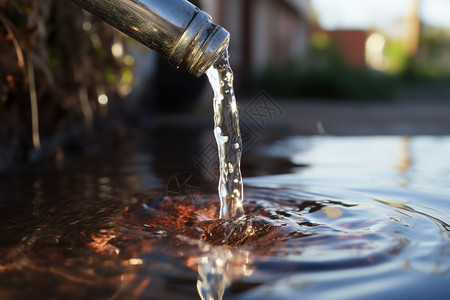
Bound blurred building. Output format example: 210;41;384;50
325;30;368;68
127;0;314;114
202;0;313;76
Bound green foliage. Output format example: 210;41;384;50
384;40;408;73
248;46;397;100
248;30;450;101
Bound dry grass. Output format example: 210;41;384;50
0;0;133;168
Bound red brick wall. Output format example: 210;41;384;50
326;30;368;68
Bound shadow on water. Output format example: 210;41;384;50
0;132;449;299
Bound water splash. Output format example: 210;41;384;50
206;50;244;219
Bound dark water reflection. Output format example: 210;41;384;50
0;133;449;299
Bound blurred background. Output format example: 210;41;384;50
211;0;450;99
1;0;450;172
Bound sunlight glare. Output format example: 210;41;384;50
312;0;450;30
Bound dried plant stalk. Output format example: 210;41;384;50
27;53;40;149
0;0;134;168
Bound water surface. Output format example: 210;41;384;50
0;135;449;299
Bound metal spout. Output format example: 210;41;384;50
70;0;229;77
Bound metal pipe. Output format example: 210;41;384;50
69;0;229;77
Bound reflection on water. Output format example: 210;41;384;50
197;247;252;300
0;135;449;299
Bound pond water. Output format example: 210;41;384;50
0;133;449;299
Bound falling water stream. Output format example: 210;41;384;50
206;50;244;219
